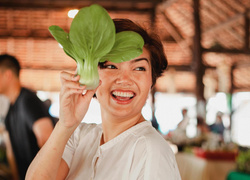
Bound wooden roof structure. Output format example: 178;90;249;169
0;0;249;101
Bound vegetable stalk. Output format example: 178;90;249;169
77;58;99;90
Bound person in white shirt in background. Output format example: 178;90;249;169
177;108;190;131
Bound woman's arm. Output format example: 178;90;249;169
26;122;73;180
26;72;99;180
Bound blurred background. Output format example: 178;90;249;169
0;0;249;179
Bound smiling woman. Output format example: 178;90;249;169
26;17;181;180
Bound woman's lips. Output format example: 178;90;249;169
111;90;135;103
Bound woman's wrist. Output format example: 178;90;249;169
55;120;79;137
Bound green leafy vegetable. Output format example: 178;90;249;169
49;4;144;90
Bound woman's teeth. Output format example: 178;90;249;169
112;91;134;98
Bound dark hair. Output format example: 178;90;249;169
103;19;168;87
0;54;21;77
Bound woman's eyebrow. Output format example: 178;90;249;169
131;58;149;64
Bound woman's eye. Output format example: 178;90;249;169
135;67;146;71
105;65;117;69
99;63;117;69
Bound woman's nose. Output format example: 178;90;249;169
115;71;133;85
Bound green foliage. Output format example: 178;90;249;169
49;4;144;90
237;149;250;173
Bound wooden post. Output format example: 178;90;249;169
193;0;206;117
244;9;249;50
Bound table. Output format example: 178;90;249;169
176;152;236;180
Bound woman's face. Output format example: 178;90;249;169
96;48;152;119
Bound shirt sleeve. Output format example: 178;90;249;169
127;137;147;180
144;137;182;180
62;125;81;167
124;130;181;180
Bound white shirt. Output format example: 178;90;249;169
62;121;181;180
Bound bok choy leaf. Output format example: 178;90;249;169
49;4;144;90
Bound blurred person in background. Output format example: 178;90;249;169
177;108;190;131
0;54;55;180
167;108;190;151
197;116;210;136
209;111;225;136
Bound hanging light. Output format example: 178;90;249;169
58;43;63;48
68;9;79;18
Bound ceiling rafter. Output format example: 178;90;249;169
160;11;184;41
220;0;245;13
244;9;250;49
212;0;237;16
226;27;244;44
202;10;250;51
203;47;250;54
158;0;179;10
200;8;218;27
202;2;224;23
172;2;192;22
0;0;161;12
204;12;245;34
159;11;191;56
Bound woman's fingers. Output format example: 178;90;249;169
60;71;85;93
60;71;79;83
59;74;101;125
63;81;85;90
60;71;102;99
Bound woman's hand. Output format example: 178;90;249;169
26;71;101;180
59;71;100;129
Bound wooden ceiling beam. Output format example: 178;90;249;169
158;0;178;10
159;10;192;55
193;0;205;101
160;12;184;41
203;0;226;21
220;0;244;13
244;9;250;50
0;0;160;11
204;12;244;34
171;2;192;22
225;27;244;44
167;65;192;71
212;0;237;17
203;47;250;54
